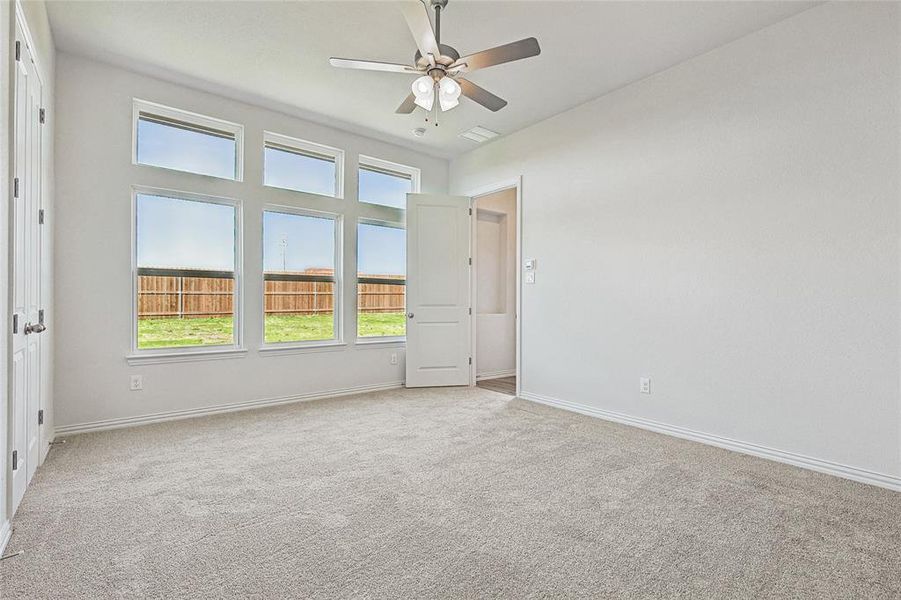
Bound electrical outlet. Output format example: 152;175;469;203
525;272;536;284
390;353;398;365
640;377;651;395
130;375;143;391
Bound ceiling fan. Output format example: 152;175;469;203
329;0;540;116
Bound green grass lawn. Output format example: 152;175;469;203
137;312;406;348
355;312;406;338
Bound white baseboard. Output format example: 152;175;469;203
519;391;901;493
55;381;405;437
0;519;10;557
476;369;515;381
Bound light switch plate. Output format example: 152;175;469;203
524;258;536;271
525;272;536;284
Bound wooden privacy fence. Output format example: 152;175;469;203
137;267;404;318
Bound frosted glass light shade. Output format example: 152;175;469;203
412;76;434;111
438;77;461;111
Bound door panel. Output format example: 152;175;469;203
405;194;471;388
10;30;44;515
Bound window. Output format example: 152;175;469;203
263;208;341;345
358;155;420;210
134;190;241;351
134;99;243;180
264;132;343;198
357;221;405;338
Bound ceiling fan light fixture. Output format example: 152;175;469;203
438;76;461;111
412;75;435;110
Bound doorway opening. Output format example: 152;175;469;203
470;183;520;397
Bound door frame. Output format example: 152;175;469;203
466;177;522;397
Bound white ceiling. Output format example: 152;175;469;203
45;1;817;158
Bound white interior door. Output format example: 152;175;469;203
405;193;471;387
10;31;44;515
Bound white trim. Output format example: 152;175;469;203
132;98;244;182
476;369;516;381
259;341;347;356
261;204;343;347
263;131;344;199
54;381;405;436
126;348;248;366
0;519;10;557
130;185;245;358
519;391;901;493
14;2;45;89
355;337;405;348
466;177;523;397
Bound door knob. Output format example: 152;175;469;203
24;322;46;335
407;312;414;319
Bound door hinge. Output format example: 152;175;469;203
39;309;45;324
39;108;46;124
469;207;472;216
11;450;17;471
15;41;21;61
468;257;472;266
14;177;19;198
468;357;472;365
38;409;44;426
39;209;45;225
468;307;472;315
12;313;18;334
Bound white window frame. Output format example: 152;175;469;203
356;217;407;344
263;131;345;199
127;185;246;365
132;98;245;182
260;205;344;353
358;155;421;209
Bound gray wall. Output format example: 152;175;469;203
53;54;448;430
451;2;901;481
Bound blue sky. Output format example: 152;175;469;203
264;147;335;196
359;168;411;210
136;121;408;275
137;194;235;270
358;223;405;276
137;118;236;179
263;211;334;272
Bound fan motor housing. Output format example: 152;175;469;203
414;44;459;70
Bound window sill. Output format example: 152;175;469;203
355;337;406;349
126;347;248;366
259;341;347;356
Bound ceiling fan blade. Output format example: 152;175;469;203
400;0;440;59
451;37;541;74
396;93;417;114
458;79;508;112
329;57;418;74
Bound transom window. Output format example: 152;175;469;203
358;155;420;210
263;208;341;345
357;221;406;339
264;132;344;198
134;189;241;351
134;100;243;180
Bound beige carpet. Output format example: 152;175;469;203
1;386;899;599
